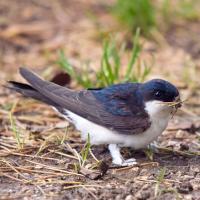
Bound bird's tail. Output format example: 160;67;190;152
7;67;79;114
7;81;59;107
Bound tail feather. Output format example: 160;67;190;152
7;81;59;107
19;67;47;90
19;67;73;94
7;68;81;116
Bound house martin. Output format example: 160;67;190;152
8;68;181;166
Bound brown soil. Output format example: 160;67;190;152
0;1;200;199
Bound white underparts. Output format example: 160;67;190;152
54;100;173;166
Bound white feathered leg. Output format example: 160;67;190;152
108;144;137;166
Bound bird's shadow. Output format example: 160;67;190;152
91;145;200;167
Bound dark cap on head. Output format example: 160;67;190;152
140;79;180;103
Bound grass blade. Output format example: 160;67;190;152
125;28;141;81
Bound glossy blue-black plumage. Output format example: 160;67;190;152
91;83;143;116
91;79;179;117
140;79;179;102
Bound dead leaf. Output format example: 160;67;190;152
50;71;71;86
79;161;108;180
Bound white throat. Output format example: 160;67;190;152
145;100;173;119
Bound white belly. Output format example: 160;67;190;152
62;100;171;149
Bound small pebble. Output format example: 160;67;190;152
175;130;185;138
177;182;193;194
179;143;189;151
115;194;122;200
135;191;151;200
125;195;134;200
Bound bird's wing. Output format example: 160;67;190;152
16;68;151;134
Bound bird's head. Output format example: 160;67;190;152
139;79;181;117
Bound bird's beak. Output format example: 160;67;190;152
174;95;182;109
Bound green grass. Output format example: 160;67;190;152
160;0;200;27
144;147;154;161
57;29;151;88
112;0;200;37
178;0;200;21
154;167;182;199
9;102;24;149
1;103;13;111
80;134;91;167
9;112;23;149
154;167;166;197
113;0;156;37
72;134;94;171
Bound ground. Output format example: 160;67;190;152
0;1;200;200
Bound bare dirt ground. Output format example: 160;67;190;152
0;1;200;199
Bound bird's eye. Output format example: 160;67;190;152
155;91;161;97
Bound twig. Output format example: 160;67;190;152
1;159;28;180
26;160;83;176
48;150;78;160
0;172;29;184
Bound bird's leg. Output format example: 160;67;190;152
108;144;137;166
147;141;159;153
108;144;123;165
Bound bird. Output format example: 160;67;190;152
7;68;182;166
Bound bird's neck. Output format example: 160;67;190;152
145;100;172;119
